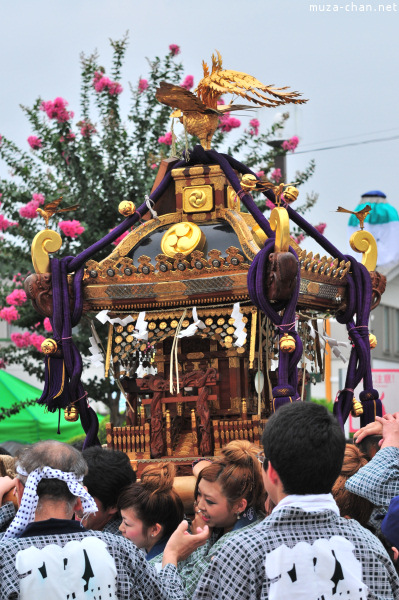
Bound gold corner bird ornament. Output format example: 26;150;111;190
36;196;80;229
156;51;307;150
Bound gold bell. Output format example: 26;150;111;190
41;338;58;355
283;186;299;204
64;404;79;422
241;174;257;192
279;333;296;353
351;397;363;417
118;200;136;217
369;334;377;349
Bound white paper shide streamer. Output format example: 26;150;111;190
308;320;349;363
231;302;247;347
177;307;205;338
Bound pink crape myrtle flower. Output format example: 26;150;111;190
282;136;299;152
27;136;43;150
294;233;305;244
93;71;123;95
138;79;149;93
11;331;31;348
6;289;27;306
315;222;327;235
0;305;20;323
181;75;194;90
40;97;74;123
249;118;260;136
270;168;282;184
218;115;241;133
0;214;17;231
0;135;2;144
169;44;180;56
158;131;173;145
150;163;158;170
256;171;265;179
80;121;96;137
32;193;45;205
59;220;85;238
0;358;6;369
29;333;46;351
217;98;225;105
43;317;53;332
19;199;39;218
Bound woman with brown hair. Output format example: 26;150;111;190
117;462;184;561
332;443;374;526
153;440;265;597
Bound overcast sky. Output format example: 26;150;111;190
1;0;398;257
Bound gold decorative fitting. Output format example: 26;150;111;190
241;174;257;192
31;230;63;274
217;318;225;326
270;206;290;253
170;320;178;328
369;334;377;349
183;185;213;213
114;335;123;344
41;338;58;355
115;325;124;334
351;397;364;417
148;322;156;330
283;186;299;203
64;404;79;422
161;222;205;258
205;318;213;326
279;333;296;353
127;324;135;332
159;322;167;330
349;230;377;272
252;224;268;249
226;186;240;211
118;201;136;217
126;335;133;343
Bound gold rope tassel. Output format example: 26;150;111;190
265;317;273;409
257;310;263;417
170;117;178;158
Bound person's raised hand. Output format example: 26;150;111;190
354;420;383;444
376;414;399;449
162;519;210;567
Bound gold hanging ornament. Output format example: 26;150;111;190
118;201;136;217
369;334;377;349
351;397;363;417
64;404;79;422
279;333;296;353
41;338;58;355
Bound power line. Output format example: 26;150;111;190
294;134;399;155
298;127;399;148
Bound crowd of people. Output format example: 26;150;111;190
0;402;399;598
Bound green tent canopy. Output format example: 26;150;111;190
0;370;84;444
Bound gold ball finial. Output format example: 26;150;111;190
283;186;299;203
41;338;58;355
241;174;257;192
118;201;136;217
369;334;377;349
351;397;363;417
279;333;296;353
64;404;79;422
